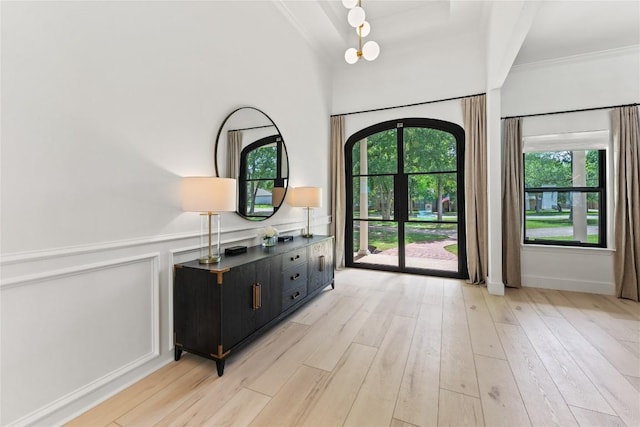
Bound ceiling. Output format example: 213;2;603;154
275;0;640;67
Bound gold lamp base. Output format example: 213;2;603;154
198;255;221;264
302;207;314;238
199;211;222;265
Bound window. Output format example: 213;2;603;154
523;136;607;247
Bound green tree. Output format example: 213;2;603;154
524;150;600;212
352;127;459;221
352;130;396;220
404;128;457;220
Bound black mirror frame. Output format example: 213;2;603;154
214;106;289;221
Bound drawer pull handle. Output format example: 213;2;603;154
291;291;301;300
290;254;301;261
320;255;325;272
291;273;301;281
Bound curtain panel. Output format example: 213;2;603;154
227;130;242;179
462;95;488;284
613;106;640;301
331;115;346;269
502;118;523;288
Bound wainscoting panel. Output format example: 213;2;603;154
521;246;615;295
0;254;160;426
0;216;331;425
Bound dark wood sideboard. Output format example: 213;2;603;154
173;235;334;376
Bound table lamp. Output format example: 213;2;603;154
183;177;237;264
289;186;322;238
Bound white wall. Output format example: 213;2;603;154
332;31;486;116
0;2;332;425
501;46;640;295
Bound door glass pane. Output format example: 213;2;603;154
352;130;397;175
353;220;399;267
404;128;457;173
404;223;458;271
408;173;457;222
524;191;601;245
352;176;395;220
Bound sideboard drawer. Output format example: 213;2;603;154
282;263;308;293
282;282;307;310
282;248;307;269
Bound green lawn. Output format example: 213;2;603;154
444;244;458;255
525;218;598;229
354;222;456;251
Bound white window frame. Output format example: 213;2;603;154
522;130;612;248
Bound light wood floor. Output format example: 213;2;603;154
68;269;640;427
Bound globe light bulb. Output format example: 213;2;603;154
362;40;380;61
345;48;359;64
342;0;358;8
357;21;371;37
347;6;365;28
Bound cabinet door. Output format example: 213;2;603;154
174;266;221;357
220;264;256;350
254;257;282;329
308;239;334;293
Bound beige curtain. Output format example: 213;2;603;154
331;115;346;269
613;106;640;301
462;95;488;284
502;118;523;288
227;130;242;179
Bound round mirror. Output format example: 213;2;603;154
215;107;289;221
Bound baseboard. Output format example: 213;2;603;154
486;280;505;296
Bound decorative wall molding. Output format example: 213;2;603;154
0;232;200;266
0;253;160;290
0;215;331;266
3;254;161;426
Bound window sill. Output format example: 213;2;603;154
521;244;614;254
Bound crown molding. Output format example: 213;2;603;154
511;44;640;72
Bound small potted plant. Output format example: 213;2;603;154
260;226;278;247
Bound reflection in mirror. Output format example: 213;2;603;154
214;107;289;221
239;135;287;219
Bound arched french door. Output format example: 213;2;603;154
345;118;468;278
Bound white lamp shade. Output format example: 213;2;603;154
344;47;359;64
362;40;380;61
342;0;358;8
289;187;322;208
347;6;365;28
182;177;237;212
357;21;370;37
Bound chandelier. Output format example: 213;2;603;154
342;0;380;64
